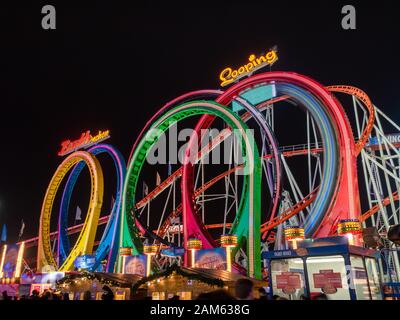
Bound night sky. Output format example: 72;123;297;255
0;1;399;242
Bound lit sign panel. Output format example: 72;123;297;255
219;49;278;87
195;248;226;270
58;130;110;156
124;255;146;276
368;133;400;147
73;254;96;270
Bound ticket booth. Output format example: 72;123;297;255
262;236;383;300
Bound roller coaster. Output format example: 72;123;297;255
21;68;400;282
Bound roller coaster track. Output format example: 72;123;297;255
133;85;374;224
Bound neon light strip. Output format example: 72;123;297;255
37;151;104;272
120;101;260;277
57;144;126;272
0;245;7;278
14;242;25;278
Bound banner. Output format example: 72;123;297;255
73;254;96;269
124;255;147;276
160;247;184;257
195;248;226;270
1;244;19;278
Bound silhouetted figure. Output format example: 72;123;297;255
83;291;92;300
101;285;114;300
196;289;235;300
300;293;310;300
234;279;254;300
313;293;328;300
2;291;11;300
62;292;70;300
41;290;52;300
30;290;40;300
257;287;269;300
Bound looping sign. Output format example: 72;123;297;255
58;130;110;156
219;49;278;87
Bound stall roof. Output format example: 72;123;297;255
184;267;267;286
94;272;143;288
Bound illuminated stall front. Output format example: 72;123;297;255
262;236;383;300
56;272;142;300
132;264;267;300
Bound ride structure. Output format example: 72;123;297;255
27;60;400;282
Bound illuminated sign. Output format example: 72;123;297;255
58;130;110;156
219;49;278;87
73;254;96;269
368;133;400;147
124;255;146;276
0;243;25;279
195;248;226;270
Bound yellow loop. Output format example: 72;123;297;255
37;151;104;271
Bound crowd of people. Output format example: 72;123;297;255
1;285;115;301
3;279;392;300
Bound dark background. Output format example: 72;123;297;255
0;1;399;242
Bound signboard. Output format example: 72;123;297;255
21;272;62;285
368;133;400;148
195;248;226;270
0;284;19;296
73;254;96;270
0;244;20;278
160;247;185;257
58;129;110;156
124;255;146;276
313;269;343;291
276;272;302;294
219;49;278;87
166;224;183;234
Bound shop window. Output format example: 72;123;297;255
177;291;192;300
152;291;166;300
115;290;126;300
305;255;350;300
349;255;370;300
271;258;306;300
365;257;382;300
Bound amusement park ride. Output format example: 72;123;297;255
6;49;400;292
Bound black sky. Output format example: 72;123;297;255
0;1;399;242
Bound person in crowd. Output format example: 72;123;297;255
257;287;269;300
382;285;394;300
30;290;40;300
169;295;180;300
234;278;254;300
300;293;310;300
62;292;70;300
313;293;328;300
2;290;11;300
101;285;114;300
196;289;235;300
41;290;52;300
83;290;92;300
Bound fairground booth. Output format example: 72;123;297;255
56;272;142;300
131;264;267;300
263;235;383;300
0;242;68;298
0;242;30;298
